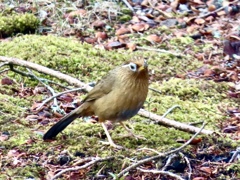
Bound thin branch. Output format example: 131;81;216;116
161;154;178;171
139;109;213;135
51;156;114;180
36;87;85;111
137;147;161;155
137;168;185;180
179;152;192;180
149;87;162;94
229;147;240;163
161;105;181;118
121;0;134;12
117;122;207;177
27;68;61;112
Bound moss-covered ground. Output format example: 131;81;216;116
0;35;239;179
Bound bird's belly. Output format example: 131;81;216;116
93;95;144;122
115;108;141;121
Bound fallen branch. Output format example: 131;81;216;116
0;56;93;92
139;109;213;135
121;0;134;12
51;156;114;180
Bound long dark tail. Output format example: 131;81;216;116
43;108;81;140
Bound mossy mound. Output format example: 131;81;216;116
0;13;39;37
0;34;202;84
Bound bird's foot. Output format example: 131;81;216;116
99;141;124;149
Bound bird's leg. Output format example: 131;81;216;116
101;123;123;149
120;122;146;140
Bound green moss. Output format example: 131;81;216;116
170;36;194;46
119;14;132;22
0;13;39;37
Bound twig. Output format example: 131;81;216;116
179;152;192;180
161;154;178;171
229;147;240;163
149;87;162;94
121;0;134;12
137;46;183;57
137;168;184;180
51;156;115;180
117;122;207;177
147;1;172;18
27;68;61;113
36;87;85;111
161;105;181;119
137;147;161;155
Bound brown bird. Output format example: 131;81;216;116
43;58;149;148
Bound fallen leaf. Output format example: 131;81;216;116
92;20;106;29
95;32;108;40
146;34;162;43
200;166;212;174
115;27;130;36
195;18;205;24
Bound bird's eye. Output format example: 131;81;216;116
129;63;137;72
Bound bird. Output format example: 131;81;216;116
43;58;149;148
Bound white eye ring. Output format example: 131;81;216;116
128;63;137;72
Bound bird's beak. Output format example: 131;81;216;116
139;60;148;72
138;66;145;72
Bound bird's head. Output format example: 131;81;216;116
121;58;148;79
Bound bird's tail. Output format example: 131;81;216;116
43;108;81;140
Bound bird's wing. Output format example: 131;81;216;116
82;69;117;102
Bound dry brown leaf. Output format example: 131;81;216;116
92;20;106;29
141;0;149;6
193;177;206;180
126;42;136;51
67;9;86;18
95;32;108;40
208;4;216;11
187;25;198;33
131;16;140;23
115;27;130;36
192;0;204;5
84;37;97;44
131;23;149;32
200;166;212;174
170;0;179;10
195;18;205;24
217;10;226;16
146;34;162;43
